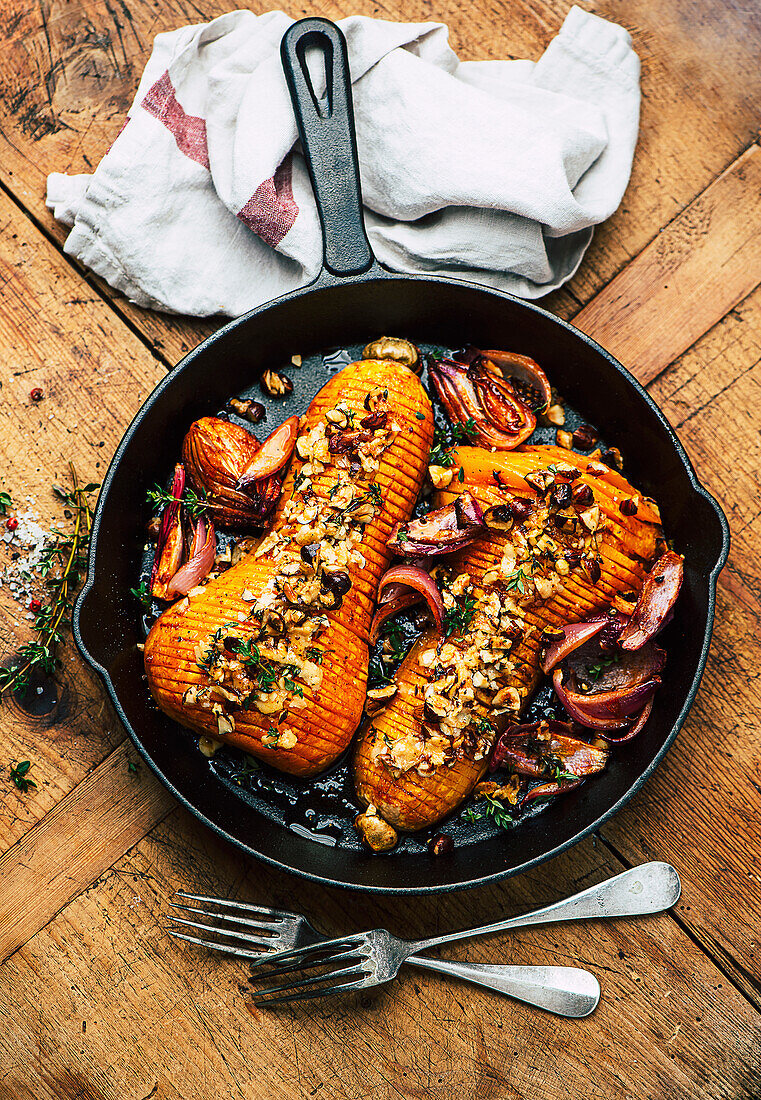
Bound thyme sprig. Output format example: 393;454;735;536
0;466;95;701
444;594;476;637
463;793;515;831
10;760;36;793
146;483;209;519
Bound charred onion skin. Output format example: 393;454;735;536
354;444;663;831
145;359;433;778
386;492;486;556
428;348;551;450
182;417;282;529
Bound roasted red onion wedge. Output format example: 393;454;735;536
151;463;185;599
237;415;298;488
165;517;216;598
541;616;609;674
369;591;422;645
523;778;583;803
375;565;445;637
618;550;684;651
387;492;486;556
490;721;609;777
479;350;552;414
428;357;536;449
603;699;654;744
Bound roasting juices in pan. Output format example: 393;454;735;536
141;338;682;852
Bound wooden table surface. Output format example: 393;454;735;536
0;1;759;1097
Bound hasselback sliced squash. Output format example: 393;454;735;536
144;359;433;777
354;443;663;831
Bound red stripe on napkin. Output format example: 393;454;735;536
238;157;298;248
141;71;210;170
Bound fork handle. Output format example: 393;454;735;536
405;957;600;1017
411;862;680;953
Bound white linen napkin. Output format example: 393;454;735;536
46;7;640;317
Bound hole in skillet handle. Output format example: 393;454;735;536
280;19;375;280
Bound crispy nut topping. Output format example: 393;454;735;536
572;423;598;450
556;429;574;449
362;336;420;369
260;369;293;398
429;834;454;856
428;464;454;489
356;807;398;851
545;403;566;426
227;397;266;423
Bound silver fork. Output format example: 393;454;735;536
169;895;598;1016
170;861;679;1011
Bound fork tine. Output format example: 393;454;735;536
175;892;295;921
170;903;282;933
170;902;283;928
168;929;276;961
249;936;358;970
168;915;276;949
249;947;360;982
252;964;365;1000
253;978;367;1007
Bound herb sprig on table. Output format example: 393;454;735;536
463;793;515;831
0;465;97;701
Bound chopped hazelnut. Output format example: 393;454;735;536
260;369;293;398
428;464;454;489
356;806;398;852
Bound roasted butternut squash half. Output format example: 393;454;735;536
144;359;433;777
354;444;663;831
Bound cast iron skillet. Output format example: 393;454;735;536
74;19;729;893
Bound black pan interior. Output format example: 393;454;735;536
75;272;728;892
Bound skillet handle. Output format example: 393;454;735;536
281;19;375;279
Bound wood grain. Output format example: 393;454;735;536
0;741;173;964
0;0;759;1096
0;817;759;1100
0;0;760;361
0;185;164;849
598;282;761;1007
573;144;761;384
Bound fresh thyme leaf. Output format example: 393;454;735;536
504;568;527;594
457;467;465;482
10;760;36;793
232;753;260;782
451;417;478;442
0;467;94;703
130;580;151;608
587;654;619;681
444;594;476;637
415;411;426;420
127;760;140;775
429;424;456;467
146;484;209;519
0;491;11;516
463;793;514;831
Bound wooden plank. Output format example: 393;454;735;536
0;187;166;849
596;283;761;1006
0;821;759;1100
0;741;174;963
573;144;761;384
1;0;761;362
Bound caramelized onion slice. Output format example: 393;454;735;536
387;492;486;556
618;550;684;651
370;592;421;645
552;668;659;731
479;351;552;413
428;357;535;449
603;699;654;744
166;517;216;598
237;415;299;488
150;463;185;599
374;565;444;640
541;616;609;674
523;778;583;803
490;721;609;776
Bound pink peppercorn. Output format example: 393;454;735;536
29;598;42;613
30;387;44;402
6;517;18;531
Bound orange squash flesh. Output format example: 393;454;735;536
354;444;662;831
144;359;433;777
